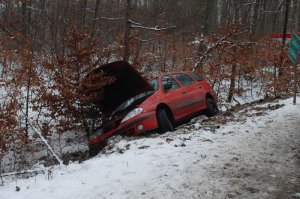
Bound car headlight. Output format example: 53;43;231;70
121;108;143;123
89;128;103;140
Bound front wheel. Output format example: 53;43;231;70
157;109;174;133
205;98;219;117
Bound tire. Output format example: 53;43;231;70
157;109;174;133
88;141;107;157
89;145;100;157
205;98;219;117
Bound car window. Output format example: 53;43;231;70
174;73;195;86
162;75;179;91
149;79;158;91
188;72;204;82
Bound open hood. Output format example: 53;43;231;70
87;61;153;114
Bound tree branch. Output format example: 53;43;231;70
93;17;124;21
131;24;176;31
193;26;242;71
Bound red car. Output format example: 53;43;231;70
88;61;218;156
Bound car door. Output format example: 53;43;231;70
187;72;207;110
172;73;204;118
160;75;188;120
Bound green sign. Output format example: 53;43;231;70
288;33;300;64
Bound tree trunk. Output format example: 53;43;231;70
227;64;237;102
271;0;282;33
279;0;291;77
25;62;33;140
260;0;268;35
91;0;100;37
21;1;27;37
227;0;239;102
123;0;132;62
203;0;217;35
249;0;260;40
81;0;87;29
27;0;32;36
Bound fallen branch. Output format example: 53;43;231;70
30;124;64;166
0;168;45;178
19;110;64;166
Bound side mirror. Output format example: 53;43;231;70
164;82;172;91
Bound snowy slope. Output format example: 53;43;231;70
1;97;300;199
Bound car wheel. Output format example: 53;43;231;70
157;109;174;133
205;98;219;117
88;142;106;157
89;146;100;157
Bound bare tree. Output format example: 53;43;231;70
124;0;132;62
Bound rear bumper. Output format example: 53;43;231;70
88;112;158;146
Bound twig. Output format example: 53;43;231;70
166;184;190;199
233;97;241;105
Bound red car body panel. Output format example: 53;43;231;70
89;111;158;146
88;63;218;155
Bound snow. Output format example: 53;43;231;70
1;97;300;199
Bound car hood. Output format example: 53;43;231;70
87;61;153;114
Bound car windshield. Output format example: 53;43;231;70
112;91;154;116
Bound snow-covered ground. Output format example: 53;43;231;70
1;97;300;199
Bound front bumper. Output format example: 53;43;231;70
88;112;158;147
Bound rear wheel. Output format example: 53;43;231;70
205;98;219;117
157;109;174;133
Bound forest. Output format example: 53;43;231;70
0;0;299;175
